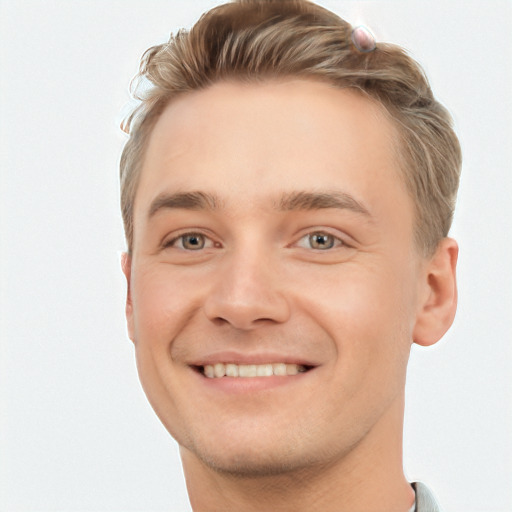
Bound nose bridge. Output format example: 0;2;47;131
203;242;290;329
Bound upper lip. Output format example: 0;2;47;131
189;351;319;367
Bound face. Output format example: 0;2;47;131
124;80;426;476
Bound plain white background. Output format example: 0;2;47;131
1;1;511;511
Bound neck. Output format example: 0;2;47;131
180;393;415;512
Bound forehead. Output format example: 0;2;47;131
135;79;410;223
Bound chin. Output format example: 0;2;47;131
179;424;339;479
191;445;317;478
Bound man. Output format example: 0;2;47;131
119;1;461;511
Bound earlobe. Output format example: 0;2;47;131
121;252;135;343
412;238;459;347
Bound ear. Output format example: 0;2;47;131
121;252;135;343
412;237;459;347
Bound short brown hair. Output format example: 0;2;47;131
120;0;461;256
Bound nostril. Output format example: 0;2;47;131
210;317;230;327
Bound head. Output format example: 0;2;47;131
119;0;461;487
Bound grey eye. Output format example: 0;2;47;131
181;233;205;250
308;232;335;249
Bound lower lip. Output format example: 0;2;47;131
191;368;313;394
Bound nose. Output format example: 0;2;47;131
203;251;291;330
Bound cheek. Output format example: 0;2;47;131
296;262;399;326
293;261;414;370
129;265;207;435
131;264;206;345
296;265;414;423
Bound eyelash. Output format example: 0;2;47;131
163;230;348;251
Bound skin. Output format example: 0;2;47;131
122;80;458;512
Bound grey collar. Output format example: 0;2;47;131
410;482;442;512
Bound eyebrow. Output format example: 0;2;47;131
276;190;371;216
148;191;221;218
147;190;371;218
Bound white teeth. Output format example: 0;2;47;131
202;363;308;378
214;363;225;378
273;363;287;376
286;364;299;375
239;364;256;377
225;363;239;377
257;364;273;377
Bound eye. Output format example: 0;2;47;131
165;232;214;251
297;231;345;250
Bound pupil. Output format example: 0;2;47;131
184;234;204;250
311;233;333;249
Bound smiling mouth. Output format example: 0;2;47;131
196;363;312;378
